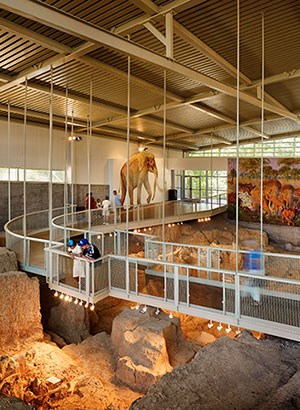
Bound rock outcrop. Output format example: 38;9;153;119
0;272;43;353
48;302;90;344
130;332;300;410
0;247;18;273
111;307;196;393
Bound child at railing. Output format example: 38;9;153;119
67;239;85;286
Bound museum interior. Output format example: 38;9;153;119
0;1;300;409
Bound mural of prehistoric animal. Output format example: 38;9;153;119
281;208;297;226
228;158;300;226
120;151;159;206
250;179;283;215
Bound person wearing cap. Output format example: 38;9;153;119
67;239;85;281
67;239;76;254
79;238;101;261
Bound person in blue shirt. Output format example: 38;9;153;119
242;239;264;304
78;238;101;260
113;190;122;222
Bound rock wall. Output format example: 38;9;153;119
0;271;43;353
0;247;18;273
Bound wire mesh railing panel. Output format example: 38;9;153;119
93;259;109;294
110;258;126;290
264;254;300;280
28;240;47;269
6;234;24;263
223;273;236;315
140;262;165;299
239;275;300;327
129;261;137;293
179;268;188;304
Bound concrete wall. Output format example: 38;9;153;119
0;182;108;231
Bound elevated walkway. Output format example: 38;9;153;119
5;197;300;343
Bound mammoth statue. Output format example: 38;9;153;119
120;150;159;206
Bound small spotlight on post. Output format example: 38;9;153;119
59;293;64;300
208;320;213;329
54;291;58;297
217;323;223;331
90;304;95;311
226;325;231;333
169;312;173;319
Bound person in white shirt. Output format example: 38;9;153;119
67;239;85;283
101;195;111;224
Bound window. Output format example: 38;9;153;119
0;168;65;183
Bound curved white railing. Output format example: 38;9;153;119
4;206;75;274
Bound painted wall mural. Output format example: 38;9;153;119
228;158;300;226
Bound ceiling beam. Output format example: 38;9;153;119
129;0;159;14
173;19;290;113
173;20;251;85
0;41;94;93
0;0;295;122
112;0;194;34
243;68;300;89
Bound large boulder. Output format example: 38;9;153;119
0;247;18;273
111;307;195;393
0;272;43;353
48;302;90;344
129;332;300;410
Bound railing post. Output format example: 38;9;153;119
186;267;190;307
135;261;138;295
125;258;130;296
91;261;95;298
207;248;211;280
108;257;111;291
85;260;90;300
174;265;179;310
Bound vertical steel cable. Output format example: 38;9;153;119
88;77;92;237
260;13;265;253
48;65;53;244
235;0;241;321
162;70;167;243
23;79;28;266
126;39;131;257
64;86;68;242
7;102;11;221
70;109;74;209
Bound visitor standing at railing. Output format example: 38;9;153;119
102;195;112;224
96;198;102;209
79;238;101;261
113;190;122;222
67;239;85;286
242;239;264;305
84;192;97;210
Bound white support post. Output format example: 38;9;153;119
85;260;90;300
108;258;111;291
126;258;130;296
174;265;179;310
186;267;190;307
135;261;138;295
